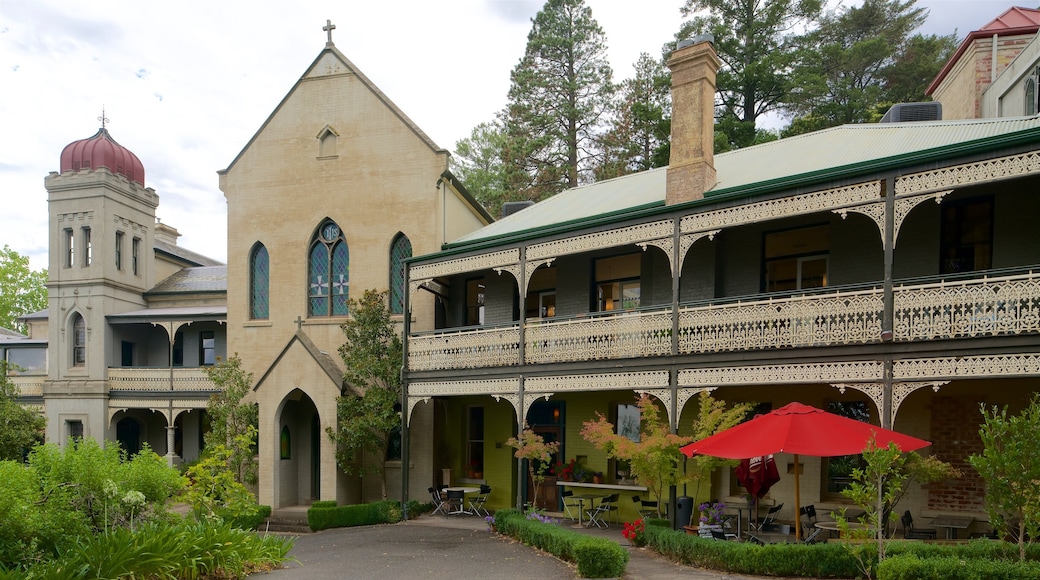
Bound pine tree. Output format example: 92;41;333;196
501;0;615;201
596;52;672;180
678;0;823;149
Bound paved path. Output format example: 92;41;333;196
257;514;772;579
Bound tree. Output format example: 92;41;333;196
505;426;560;510
501;0;615;200
0;245;47;334
969;395;1040;561
596;52;672;180
203;355;259;485
783;0;955;133
678;0;823;149
452;121;510;216
327;289;402;500
581;392;749;520
684;391;751;502
836;440;960;576
0;360;45;461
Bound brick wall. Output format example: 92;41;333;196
927;396;985;512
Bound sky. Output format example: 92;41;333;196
0;0;1032;272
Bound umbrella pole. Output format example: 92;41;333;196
794;454;801;542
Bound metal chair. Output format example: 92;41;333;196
446;489;469;515
561;489;582;521
585;493;619;528
800;504;822;543
631;495;659;519
468;484;491;517
758;503;783;530
901;510;936;539
429;487;448;516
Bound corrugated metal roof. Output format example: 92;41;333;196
450;116;1040;247
147;266;227;294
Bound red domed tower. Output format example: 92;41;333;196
59;127;146;187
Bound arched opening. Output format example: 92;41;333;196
275;389;321;507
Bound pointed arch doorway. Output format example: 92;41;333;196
275;389;321;507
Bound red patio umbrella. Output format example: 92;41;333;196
681;402;931;540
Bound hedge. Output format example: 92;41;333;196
641;526;1040;579
307;500;402;531
492;509;629;578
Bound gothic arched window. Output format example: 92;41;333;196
309;220;349;317
250;243;270;319
389;233;412;315
72;313;86;367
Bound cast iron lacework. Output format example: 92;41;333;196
309;221;349;317
389;233;412;315
250;244;269;319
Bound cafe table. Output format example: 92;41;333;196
929;514;975;539
556;481;647;526
444;486;480;515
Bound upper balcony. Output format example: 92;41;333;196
408;270;1039;372
107;367;219;392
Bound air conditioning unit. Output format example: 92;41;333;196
881;102;943;123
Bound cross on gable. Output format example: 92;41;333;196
294;315;304;331
323;19;336;46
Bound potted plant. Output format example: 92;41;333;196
697;501;726;538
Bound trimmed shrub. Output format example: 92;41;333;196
230;504;271;530
493;509;628;578
307;500;401;531
311;500;337;509
879;554;1040;579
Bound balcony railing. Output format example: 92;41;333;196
406;272;1040;372
894;271;1040;341
678;288;884;353
107;367;218;391
11;375;44;397
408;325;521;371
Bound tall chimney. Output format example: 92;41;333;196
666;36;721;205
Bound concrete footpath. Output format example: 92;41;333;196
255;513;772;579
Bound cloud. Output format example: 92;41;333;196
483;0;541;25
136;68;149;79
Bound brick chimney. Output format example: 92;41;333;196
666;36;721;205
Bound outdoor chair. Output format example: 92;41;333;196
710;530;729;541
901;510;936;539
446;489;469;515
800;504;822;544
758;503;783;530
429;487;448;516
468;484;491;517
631;495;659;519
585;493;619;528
561;489;583;521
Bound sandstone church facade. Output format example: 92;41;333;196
5;26;490;509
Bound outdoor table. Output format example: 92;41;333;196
556;481;647;526
929;515;974;539
444;487;480;515
814;520;871;539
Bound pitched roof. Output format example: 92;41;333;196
447;115;1040;249
928;6;1040;94
147;266;228;294
154;240;224;267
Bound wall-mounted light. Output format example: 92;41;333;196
881;330;894;341
553;407;560;422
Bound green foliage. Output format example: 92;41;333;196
784;0;956;131
679;0;823;148
501;0;615;199
878;554;1040;580
969;394;1040;561
204;354;259;485
596;52;672;179
228;504;271;530
0;245;47;334
20;520;292;579
180;445;257;525
452;121;510;215
493;509;629;578
311;500;338;509
0;361;45;461
307;500;403;531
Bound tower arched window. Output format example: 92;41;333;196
72;313;86;367
389;233;412;315
309;220;349;317
250;243;270;319
1026;77;1037;116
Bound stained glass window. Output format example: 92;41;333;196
250;244;269;319
389;233;412;315
309;220;348;317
